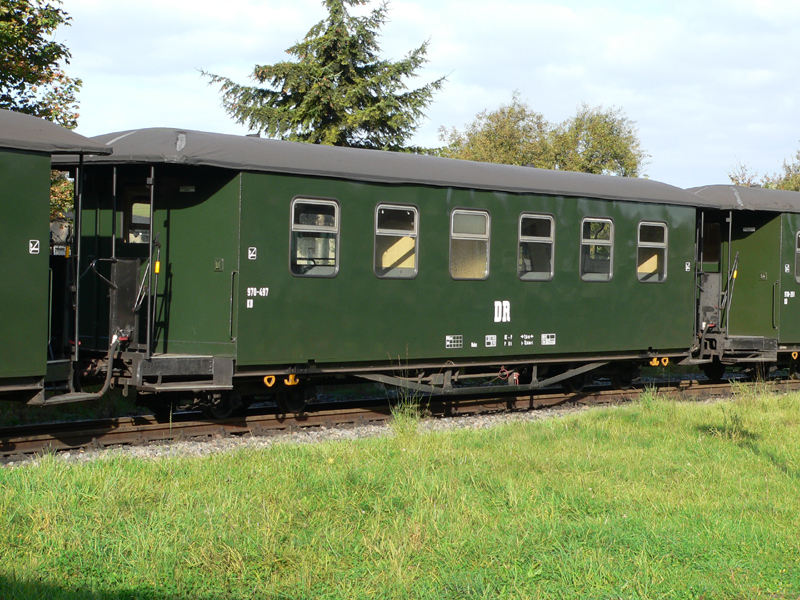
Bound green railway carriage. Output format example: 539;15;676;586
689;185;800;378
59;128;718;414
0;109;110;403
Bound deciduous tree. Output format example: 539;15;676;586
438;92;552;168
727;159;761;187
765;147;800;191
550;103;646;177
204;0;445;151
728;146;800;191
0;0;81;128
440;94;648;177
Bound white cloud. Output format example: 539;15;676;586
59;0;800;187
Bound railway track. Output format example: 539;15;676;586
2;377;798;464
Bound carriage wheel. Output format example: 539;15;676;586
701;359;726;383
201;389;243;420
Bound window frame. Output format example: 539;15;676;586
373;203;420;279
122;185;152;245
449;208;491;281
517;212;555;282
637;221;668;283
289;196;340;278
580;217;614;282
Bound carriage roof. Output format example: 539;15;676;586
0;109;111;155
689;184;800;213
61;126;716;208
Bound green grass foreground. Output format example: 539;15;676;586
1;390;799;599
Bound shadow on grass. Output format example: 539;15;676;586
0;574;270;600
740;441;800;480
694;423;760;442
695;421;800;480
695;405;760;443
0;575;163;600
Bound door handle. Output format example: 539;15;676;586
773;282;780;329
229;270;238;341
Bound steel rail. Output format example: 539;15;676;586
2;378;798;463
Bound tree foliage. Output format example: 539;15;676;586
728;145;800;192
727;159;761;188
49;170;72;218
550;104;645;177
0;0;81;128
437;92;552;168
765;147;800;191
439;93;649;177
204;0;445;151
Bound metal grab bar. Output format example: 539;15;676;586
774;281;780;330
229;270;238;341
44;337;121;405
88;257;119;290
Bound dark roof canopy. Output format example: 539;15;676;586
689;184;800;213
0;109;111;155
58;127;714;207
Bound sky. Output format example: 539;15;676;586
55;0;800;189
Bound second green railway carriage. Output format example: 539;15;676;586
0;109;110;403
58;128;719;414
690;184;800;378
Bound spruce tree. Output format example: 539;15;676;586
204;0;444;151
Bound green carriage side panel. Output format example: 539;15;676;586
0;148;51;378
235;171;697;368
727;213;781;339
77;165;241;356
780;213;800;345
150;169;241;356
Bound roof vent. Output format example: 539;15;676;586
246;133;260;138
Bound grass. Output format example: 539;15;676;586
1;392;800;598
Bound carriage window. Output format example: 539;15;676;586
580;218;613;282
450;209;490;280
375;204;418;279
702;222;721;273
795;233;800;284
637;222;668;283
290;199;339;276
518;214;554;281
127;201;151;244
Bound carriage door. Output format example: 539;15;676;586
697;216;723;333
779;213;800;346
725;212;781;342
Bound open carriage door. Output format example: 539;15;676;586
697;212;724;338
723;211;781;365
696;208;780;369
108;167;154;355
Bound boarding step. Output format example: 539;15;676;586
137;382;234;393
128;354;234;388
722;336;777;362
724;336;778;352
